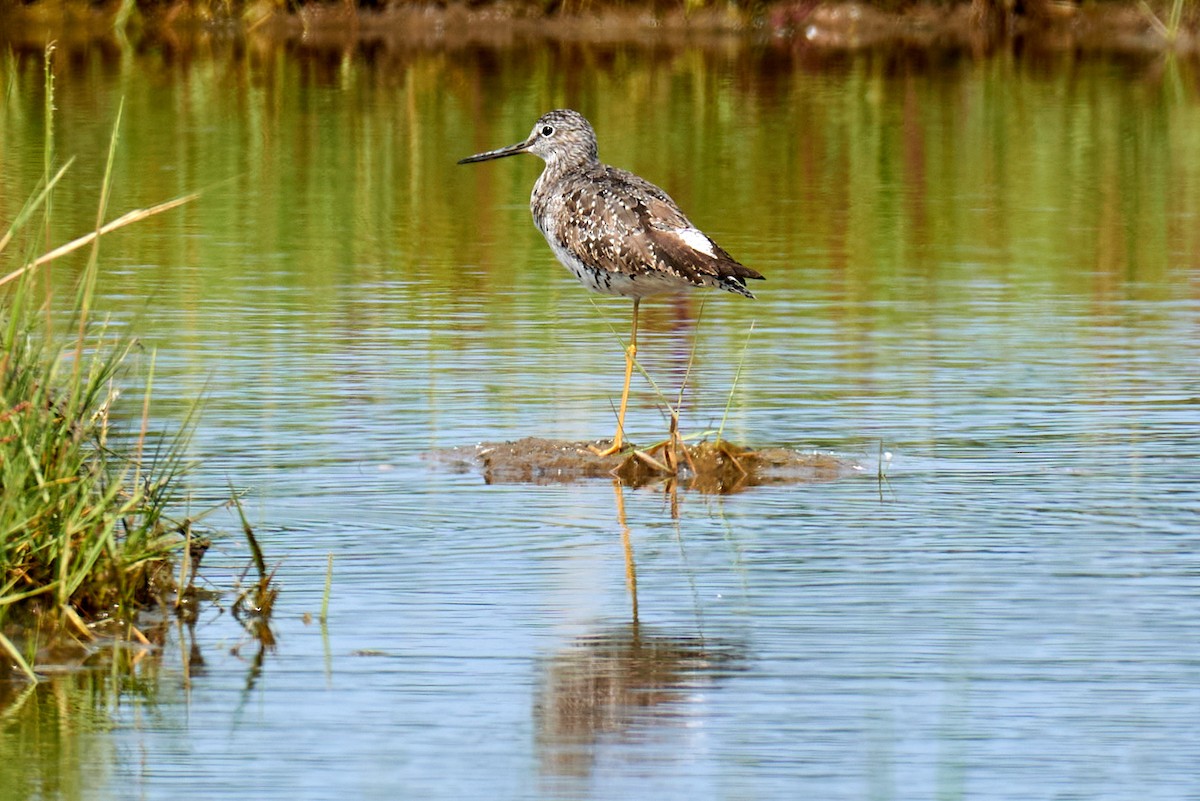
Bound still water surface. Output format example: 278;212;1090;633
1;39;1199;799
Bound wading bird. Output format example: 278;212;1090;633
459;109;763;455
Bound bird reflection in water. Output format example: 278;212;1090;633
533;481;744;781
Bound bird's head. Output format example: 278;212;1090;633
458;109;599;171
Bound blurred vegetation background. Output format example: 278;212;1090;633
0;0;1196;55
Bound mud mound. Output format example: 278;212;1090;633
429;437;863;492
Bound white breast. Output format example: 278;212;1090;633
541;235;682;299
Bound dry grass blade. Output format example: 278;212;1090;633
0;193;200;289
0;631;37;682
1141;0;1173;35
632;448;672;474
62;605;95;641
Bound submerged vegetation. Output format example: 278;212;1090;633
0;59;199;681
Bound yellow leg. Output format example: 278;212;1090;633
592;299;639;457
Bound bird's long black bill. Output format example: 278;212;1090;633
457;140;531;164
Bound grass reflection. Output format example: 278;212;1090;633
3;35;1194;457
0;625;168;801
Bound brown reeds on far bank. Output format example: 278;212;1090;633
0;0;1197;55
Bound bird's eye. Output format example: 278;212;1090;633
541;125;554;137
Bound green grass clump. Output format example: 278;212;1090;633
1;77;197;680
0;277;186;623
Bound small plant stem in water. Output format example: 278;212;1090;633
135;348;156;491
716;321;756;445
231;489;268;583
320;552;333;626
176;521;193;609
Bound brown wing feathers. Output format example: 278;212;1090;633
557;166;763;296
